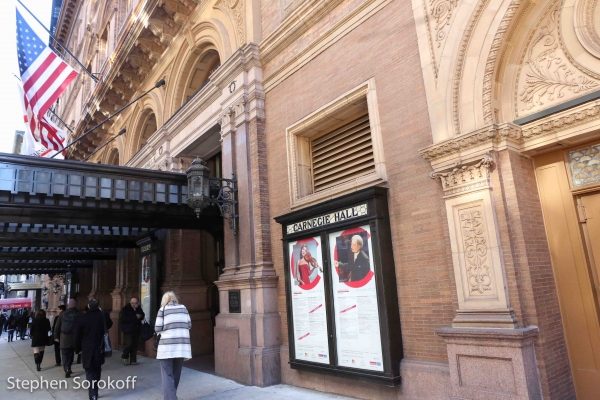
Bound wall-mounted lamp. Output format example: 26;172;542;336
186;157;238;234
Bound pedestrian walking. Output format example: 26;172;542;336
119;297;144;365
6;315;16;342
54;299;80;378
0;313;6;338
30;309;51;371
155;291;192;400
51;305;66;366
74;299;107;400
3;313;9;332
18;310;29;339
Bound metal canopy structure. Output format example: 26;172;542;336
0;153;219;275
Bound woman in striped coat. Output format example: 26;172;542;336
155;291;192;400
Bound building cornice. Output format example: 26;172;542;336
421;97;600;170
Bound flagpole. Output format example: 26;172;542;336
82;128;127;162
47;108;73;133
51;79;166;158
16;0;98;83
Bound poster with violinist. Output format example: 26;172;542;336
288;236;330;364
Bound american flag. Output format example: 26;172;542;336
16;6;77;149
18;82;66;156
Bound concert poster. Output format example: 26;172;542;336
329;224;384;371
288;236;330;364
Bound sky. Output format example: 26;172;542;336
0;0;52;153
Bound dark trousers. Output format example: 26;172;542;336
54;342;61;365
85;366;102;399
122;333;139;362
61;348;74;373
7;329;15;341
160;358;184;400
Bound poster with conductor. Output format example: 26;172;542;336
329;224;383;371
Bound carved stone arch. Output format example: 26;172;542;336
166;20;228;116
128;103;158;160
102;144;120;166
449;0;534;136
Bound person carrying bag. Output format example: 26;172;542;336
155;291;192;400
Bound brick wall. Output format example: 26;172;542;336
264;0;455;365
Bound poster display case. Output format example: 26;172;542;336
137;237;158;326
275;187;402;386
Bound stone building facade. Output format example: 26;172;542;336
53;0;600;399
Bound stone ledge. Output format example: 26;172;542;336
436;326;539;342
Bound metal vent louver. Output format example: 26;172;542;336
311;112;374;192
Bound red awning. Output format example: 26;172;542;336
0;298;32;310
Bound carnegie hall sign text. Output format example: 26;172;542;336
286;204;368;234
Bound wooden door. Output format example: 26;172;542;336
535;151;600;399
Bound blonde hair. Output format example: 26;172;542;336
161;291;178;307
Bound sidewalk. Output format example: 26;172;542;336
0;334;354;399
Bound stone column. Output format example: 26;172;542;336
159;229;213;357
214;45;281;387
431;152;542;399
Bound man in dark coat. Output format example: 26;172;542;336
18;309;29;339
75;299;106;400
334;235;371;282
51;305;66;366
119;297;144;365
0;313;5;337
55;299;79;377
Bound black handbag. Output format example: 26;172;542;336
153;334;161;351
140;319;155;342
47;332;55;346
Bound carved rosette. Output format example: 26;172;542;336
214;0;245;46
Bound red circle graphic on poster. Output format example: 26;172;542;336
290;237;321;290
333;226;374;288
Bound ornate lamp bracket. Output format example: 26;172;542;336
208;175;239;235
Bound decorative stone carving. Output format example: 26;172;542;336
574;0;600;60
435;155;517;328
214;0;245;46
420;123;522;163
517;6;599;117
459;207;492;294
521;100;600;139
431;155;493;197
422;0;460;79
482;0;523;125
452;0;487;135
430;0;458;46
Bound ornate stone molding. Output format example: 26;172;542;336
431;155;493;197
574;0;600;59
214;0;245;46
482;0;524;125
420;123;522;165
521;99;600;139
452;0;489;135
423;0;460;79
